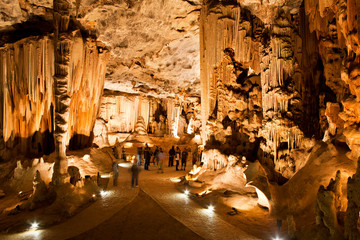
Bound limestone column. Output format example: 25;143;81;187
52;0;73;185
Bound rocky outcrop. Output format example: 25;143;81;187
315;170;342;238
0;2;109;162
305;0;360;159
345;158;360;240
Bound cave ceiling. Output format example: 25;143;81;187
0;0;306;99
0;0;202;98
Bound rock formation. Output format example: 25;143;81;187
315;171;342;237
0;1;109;168
29;170;50;210
345;158;360;240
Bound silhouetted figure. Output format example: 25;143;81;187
113;162;119;186
144;144;151;170
181;149;188;171
130;162;139;188
175;146;181;171
121;147;126;161
137;146;143;165
168;146;175;167
153;146;160;166
157;148;165;173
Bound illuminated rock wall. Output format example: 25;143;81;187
200;0;360;175
0;33;109;160
304;0;360;159
200;3;262;142
98;91;156;134
0;36;55;160
97;90;201;143
200;1;360;236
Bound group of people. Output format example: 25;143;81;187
113;144;202;188
136;144;166;173
168;146;201;171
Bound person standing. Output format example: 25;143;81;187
157;148;165;173
181;149;188;171
121;147;126;161
175;146;181;171
168;146;175;167
130;161;139;188
153;146;160;166
144;144;151;170
113;161;119;186
137;146;143;166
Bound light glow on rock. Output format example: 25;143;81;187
118;162;132;168
186;164;202;181
187;118;194;134
254;187;270;209
170;177;182;183
124;142;133;148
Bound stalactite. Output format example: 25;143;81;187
0;37;55;158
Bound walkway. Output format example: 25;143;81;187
141;169;259;240
0;162;259;240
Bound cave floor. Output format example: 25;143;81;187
0;148;280;240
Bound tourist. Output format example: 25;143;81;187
181;149;188;170
157;148;165;173
168;146;175;167
121;147;126;161
130;160;139;188
113;161;119;186
144;144;151;170
175;146;181;171
137;146;143;165
153;146;160;166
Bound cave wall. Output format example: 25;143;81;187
0;32;109;159
200;0;360;178
199;1;360;235
98;91;159;134
0;36;55;160
304;0;360;159
96;90;202;146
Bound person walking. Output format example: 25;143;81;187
153;146;160;166
130;161;140;188
137;146;143;166
181;149;188;171
175;146;181;171
144;144;151;170
157;148;165;173
113;161;119;186
168;146;175;167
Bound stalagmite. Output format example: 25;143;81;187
52;0;73;185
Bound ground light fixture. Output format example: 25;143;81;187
208;204;214;211
184;189;189;196
100;190;106;197
30;222;39;230
273;236;282;240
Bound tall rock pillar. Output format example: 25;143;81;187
52;0;73;184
